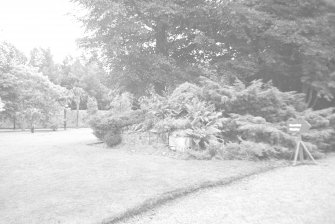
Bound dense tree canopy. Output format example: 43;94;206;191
1;42;95;128
29;48;61;84
74;0;335;108
0;41;27;73
1;41;111;114
59;56;110;109
0;64;67;128
227;0;335;108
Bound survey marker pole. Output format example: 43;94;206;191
287;118;317;166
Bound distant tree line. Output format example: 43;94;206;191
0;42;111;129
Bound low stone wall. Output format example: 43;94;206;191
122;131;169;146
122;130;193;152
168;131;193;152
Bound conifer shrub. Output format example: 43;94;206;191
89;116;120;140
89;110;145;146
302;108;335;152
200;78;307;122
104;130;122;147
216;141;291;161
218;114;297;149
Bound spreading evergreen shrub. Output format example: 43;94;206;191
89;110;145;146
89;113;119;140
302;108;335;152
104;130;122;147
201;78;307;122
218;114;297;149
216;141;290;161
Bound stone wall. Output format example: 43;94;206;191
168;131;193;152
122;131;169;146
122;130;193;152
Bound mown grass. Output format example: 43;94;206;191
0;129;285;224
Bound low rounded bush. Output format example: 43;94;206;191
104;131;122;147
89;110;145;146
91;117;122;140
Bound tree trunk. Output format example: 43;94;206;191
13;116;16;130
306;86;314;107
31;121;34;133
76;101;80;128
154;19;169;93
155;19;168;56
64;108;67;130
310;96;319;109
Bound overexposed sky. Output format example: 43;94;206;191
0;0;85;62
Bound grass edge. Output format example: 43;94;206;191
99;162;287;224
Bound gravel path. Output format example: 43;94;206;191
122;155;335;224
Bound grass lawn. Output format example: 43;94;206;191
0;129;281;224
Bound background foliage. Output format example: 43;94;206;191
90;77;333;160
74;0;335;109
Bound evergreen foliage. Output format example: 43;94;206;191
302;108;335;152
104;130;122;147
96;77;335;160
89;110;145;146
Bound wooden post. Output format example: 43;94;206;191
64;108;67;130
13;116;16;130
167;132;170;147
293;140;300;166
301;141;317;164
293;138;317;166
298;143;304;161
31;123;35;133
76;102;79;128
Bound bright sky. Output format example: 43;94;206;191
0;0;85;62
